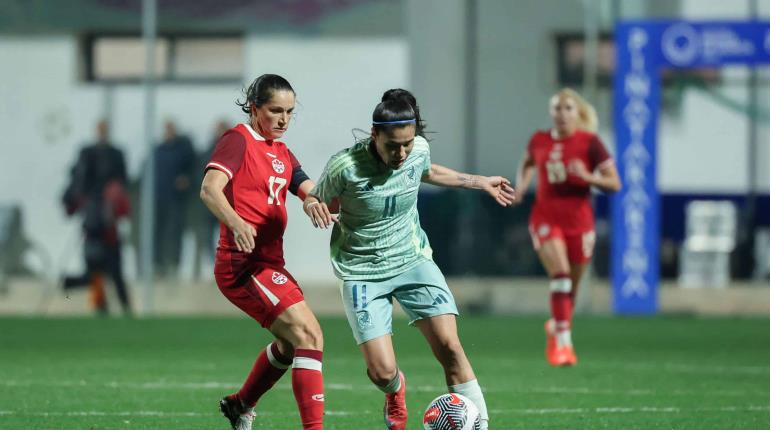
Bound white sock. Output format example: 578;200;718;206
556;329;572;348
375;370;401;394
449;379;488;429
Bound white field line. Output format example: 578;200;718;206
491;405;770;414
1;406;769;418
1;380;768;398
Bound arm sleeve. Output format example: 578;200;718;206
414;136;431;177
288;150;310;196
310;154;346;204
422;139;432;176
205;131;247;180
588;135;613;171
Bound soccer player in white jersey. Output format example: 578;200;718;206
303;89;516;430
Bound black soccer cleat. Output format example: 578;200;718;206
220;395;243;429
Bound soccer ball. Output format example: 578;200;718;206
422;393;481;430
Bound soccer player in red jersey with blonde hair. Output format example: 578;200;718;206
513;88;621;366
200;74;333;429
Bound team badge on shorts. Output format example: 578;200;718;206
538;223;550;237
356;310;372;330
272;158;285;174
271;272;288;285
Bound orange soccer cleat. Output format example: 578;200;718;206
383;371;407;430
544;319;557;364
548;345;578;367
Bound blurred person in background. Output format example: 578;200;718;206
61;119;132;315
153;120;195;277
200;74;329;430
193;119;231;280
304;89;515;430
513;88;621;366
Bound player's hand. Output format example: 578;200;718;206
231;218;257;253
482;176;517;207
568;159;593;183
304;197;338;229
509;188;525;206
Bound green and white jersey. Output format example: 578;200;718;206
311;135;433;280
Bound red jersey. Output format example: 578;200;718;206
205;123;302;267
528;129;613;234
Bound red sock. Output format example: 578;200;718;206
549;274;573;329
237;342;293;408
568;281;580;320
292;349;324;429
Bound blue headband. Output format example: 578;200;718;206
372;119;416;125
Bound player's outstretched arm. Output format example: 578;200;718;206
200;169;257;253
422;163;517;207
513;153;536;206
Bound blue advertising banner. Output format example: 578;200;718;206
612;20;770;314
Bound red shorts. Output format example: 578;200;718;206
528;221;596;264
215;253;304;328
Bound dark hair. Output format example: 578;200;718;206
372;98;416;136
236;74;294;115
381;88;426;136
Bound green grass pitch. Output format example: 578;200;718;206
1;315;769;429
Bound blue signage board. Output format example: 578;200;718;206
612;21;770;314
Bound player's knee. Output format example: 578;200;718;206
289;322;324;351
367;365;398;386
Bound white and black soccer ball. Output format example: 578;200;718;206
422;393;481;430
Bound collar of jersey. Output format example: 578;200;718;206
242;123;271;143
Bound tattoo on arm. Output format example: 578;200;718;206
458;174;480;189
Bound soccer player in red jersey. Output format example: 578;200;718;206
514;88;621;366
200;74;332;430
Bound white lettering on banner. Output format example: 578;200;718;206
625;207;645;231
623;248;649;273
629;28;648;70
663;23;759;66
622;275;650;298
623;142;650;164
628;231;644;249
623;100;651;135
625;72;651;98
619;27;653;303
624;162;646;185
622;188;650;208
702;28;755;60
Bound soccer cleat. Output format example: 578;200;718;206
547;345;578;367
562;345;578;366
544;319;557;364
220;395;256;430
383;371;407;430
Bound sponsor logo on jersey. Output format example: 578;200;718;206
361;182;374;192
311;394;325;402
272;272;288;285
266;152;277;158
272;158;285;174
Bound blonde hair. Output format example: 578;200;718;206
554;88;598;133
